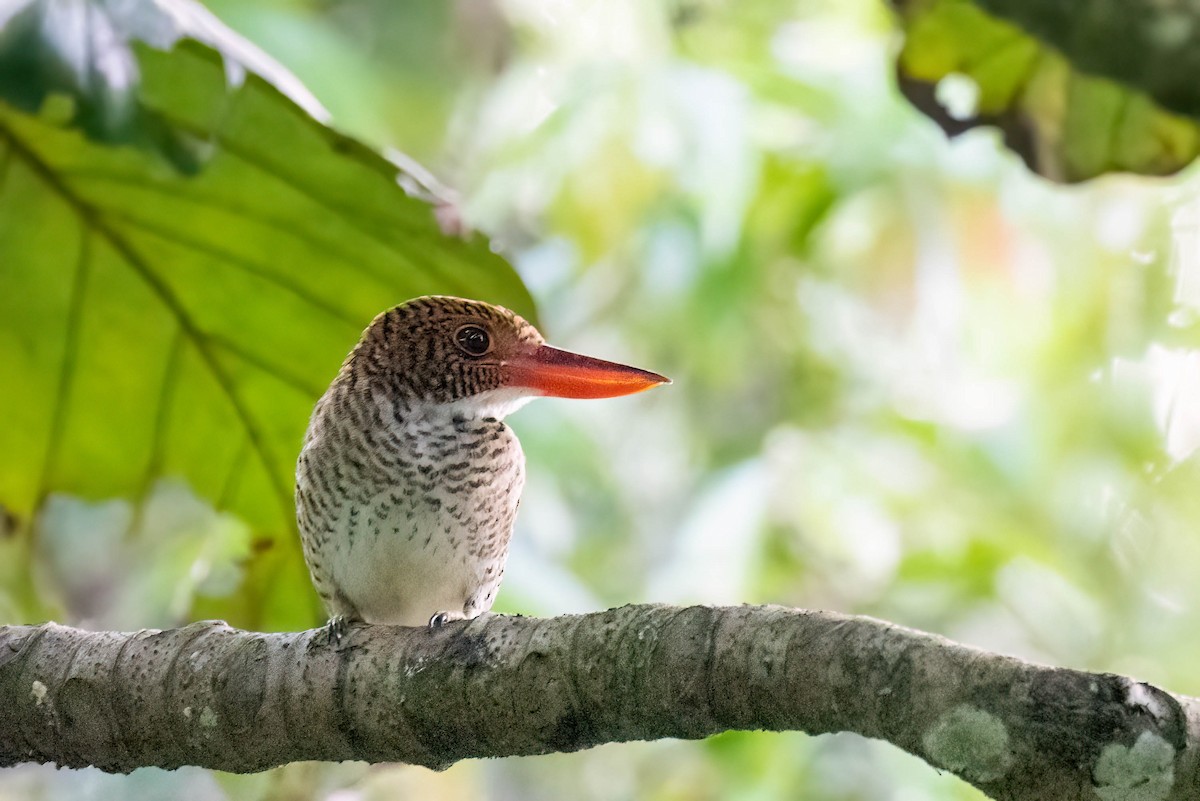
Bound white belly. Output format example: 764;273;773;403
314;423;525;626
332;486;510;626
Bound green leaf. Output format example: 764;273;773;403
894;0;1200;182
0;1;534;627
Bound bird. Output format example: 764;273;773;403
295;295;668;633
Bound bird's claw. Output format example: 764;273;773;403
429;611;464;629
325;615;351;645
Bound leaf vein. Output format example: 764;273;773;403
103;209;366;329
206;333;327;398
63;170;425;301
2;125;294;531
154;109;477;297
138;327;185;500
34;227;91;507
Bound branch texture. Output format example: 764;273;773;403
969;0;1200;118
2;605;1199;801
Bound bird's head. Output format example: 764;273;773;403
345;296;669;418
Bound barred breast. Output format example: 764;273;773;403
295;385;525;627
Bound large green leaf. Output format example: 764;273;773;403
0;0;534;627
894;0;1200;182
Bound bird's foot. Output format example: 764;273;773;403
324;615;353;645
429;610;466;629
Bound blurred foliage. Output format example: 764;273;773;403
4;1;1200;801
894;0;1200;181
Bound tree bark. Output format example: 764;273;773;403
1;604;1198;801
968;0;1200;119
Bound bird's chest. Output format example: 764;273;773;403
314;414;523;615
352;418;525;558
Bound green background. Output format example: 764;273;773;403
3;0;1200;799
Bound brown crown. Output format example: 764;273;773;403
338;296;545;404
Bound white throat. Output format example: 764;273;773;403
422;387;540;423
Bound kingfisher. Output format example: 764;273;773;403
295;296;668;631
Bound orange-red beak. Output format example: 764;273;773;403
504;344;670;399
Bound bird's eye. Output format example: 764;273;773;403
454;324;492;357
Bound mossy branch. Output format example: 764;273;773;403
2;604;1198;801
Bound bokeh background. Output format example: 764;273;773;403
5;0;1200;799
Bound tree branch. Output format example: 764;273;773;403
2;604;1198;800
969;0;1200;119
